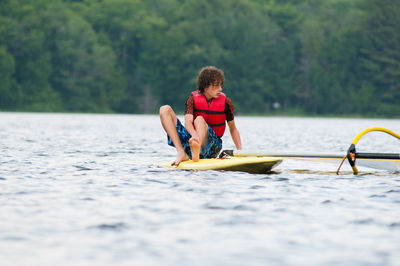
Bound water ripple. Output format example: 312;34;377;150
91;223;128;231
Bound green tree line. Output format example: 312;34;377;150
0;0;399;116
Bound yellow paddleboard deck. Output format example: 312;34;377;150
158;157;282;174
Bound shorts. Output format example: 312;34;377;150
167;119;222;159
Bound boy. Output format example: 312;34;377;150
160;66;242;165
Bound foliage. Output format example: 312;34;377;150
0;0;398;117
359;0;400;116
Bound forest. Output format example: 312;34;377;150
0;0;399;117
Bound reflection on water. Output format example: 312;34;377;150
0;113;399;266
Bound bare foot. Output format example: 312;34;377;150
189;137;201;162
171;150;189;166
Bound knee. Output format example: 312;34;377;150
194;116;207;126
159;105;172;117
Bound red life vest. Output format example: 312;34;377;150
192;90;226;137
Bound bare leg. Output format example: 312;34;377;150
159;105;189;165
189;137;201;162
189;116;208;162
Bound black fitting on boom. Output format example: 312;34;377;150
347;144;356;166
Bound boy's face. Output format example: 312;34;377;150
204;82;223;100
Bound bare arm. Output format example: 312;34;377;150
227;120;242;150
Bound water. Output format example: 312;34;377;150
1;112;399;266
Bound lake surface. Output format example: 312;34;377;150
1;112;399;266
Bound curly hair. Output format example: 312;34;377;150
197;66;224;93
